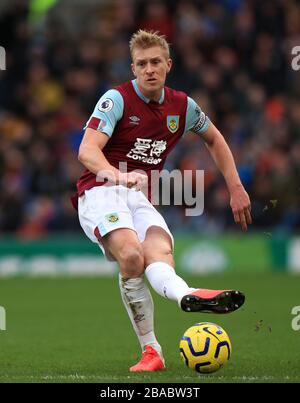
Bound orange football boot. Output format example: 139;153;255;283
129;346;165;372
181;288;245;314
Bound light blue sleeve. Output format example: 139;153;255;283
84;89;124;137
184;96;210;135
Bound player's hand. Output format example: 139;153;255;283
97;169;148;191
229;184;252;231
119;171;148;191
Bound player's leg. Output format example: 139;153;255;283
100;228;165;372
142;226;245;313
142;226;194;302
78;186;164;371
131;192;193;304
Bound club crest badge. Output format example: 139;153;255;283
167;115;179;133
105;213;119;223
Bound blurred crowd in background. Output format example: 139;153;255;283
1;0;300;239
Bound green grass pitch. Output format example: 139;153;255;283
0;273;299;383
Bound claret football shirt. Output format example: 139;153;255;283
72;79;210;209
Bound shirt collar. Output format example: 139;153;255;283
132;79;165;104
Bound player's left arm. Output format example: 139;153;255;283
201;122;252;231
185;96;251;231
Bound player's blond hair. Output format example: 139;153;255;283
129;29;170;60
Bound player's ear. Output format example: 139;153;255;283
166;58;172;74
131;63;137;77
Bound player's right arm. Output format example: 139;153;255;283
78;127;120;178
78;90;147;189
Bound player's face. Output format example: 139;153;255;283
131;46;172;100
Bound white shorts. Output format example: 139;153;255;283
78;185;174;261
